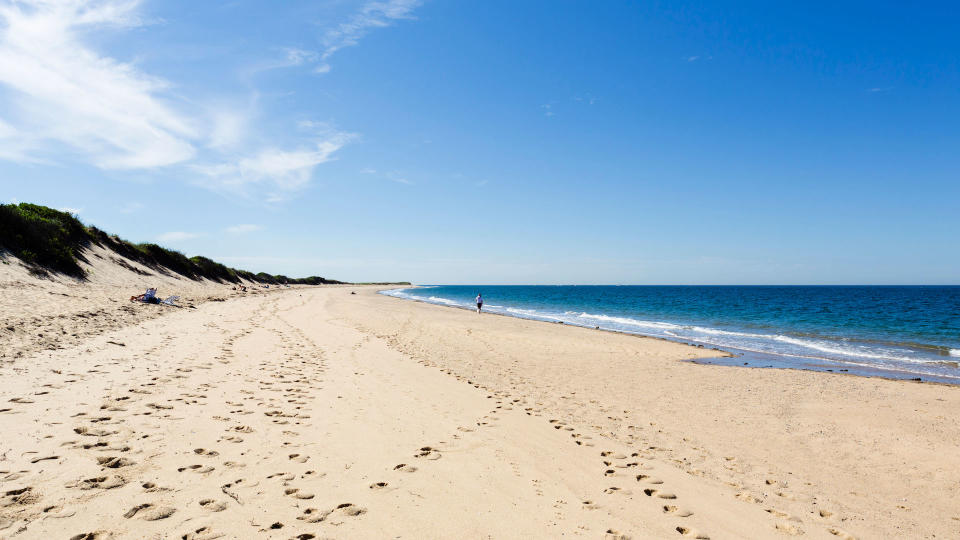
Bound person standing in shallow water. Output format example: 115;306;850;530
476;293;483;314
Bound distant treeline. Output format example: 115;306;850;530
0;203;349;285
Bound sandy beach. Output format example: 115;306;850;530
2;261;959;539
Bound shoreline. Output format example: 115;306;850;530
378;287;960;386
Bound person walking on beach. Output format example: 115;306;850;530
476;293;483;314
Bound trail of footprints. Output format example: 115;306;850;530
2;294;860;539
0;296;346;539
376;325;862;540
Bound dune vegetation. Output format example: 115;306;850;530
0;203;353;285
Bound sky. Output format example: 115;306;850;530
0;0;957;285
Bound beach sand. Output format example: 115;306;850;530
1;261;959;538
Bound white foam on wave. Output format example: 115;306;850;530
567;311;680;330
427;296;462;306
665;325;922;364
639;321;922;364
951;349;960;358
507;307;564;321
765;334;919;363
380;288;416;300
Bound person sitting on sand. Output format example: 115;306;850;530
130;287;159;303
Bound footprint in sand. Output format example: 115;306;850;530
123;503;176;521
178;464;215;474
41;504;76;519
369;482;389;490
635;474;664;484
70;475;126;490
68;532;113;540
193;448;220;457
676;526;710;539
198;498;229;512
180;526;224;540
775;522;804;535
74;426;116;437
662;505;694;517
297;507;330;524
297;503;366;524
827;527;857;539
284;488;315;500
96;456;135;469
288;453;309;463
393;463;417;473
3;486;40;506
643;488;676;499
605;529;630;540
140;482;171;493
414;446;441;460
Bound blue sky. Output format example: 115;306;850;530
1;0;957;284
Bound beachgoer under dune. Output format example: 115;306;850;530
130;287;159;303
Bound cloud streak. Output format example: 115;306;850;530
0;0;357;202
197;132;355;200
0;0;197;168
316;0;421;72
225;224;262;234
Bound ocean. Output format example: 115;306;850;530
381;285;960;383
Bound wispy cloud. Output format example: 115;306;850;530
225;224;262;234
358;167;413;185
867;87;892;93
316;0;421;73
197;131;355;199
157;231;201;243
118;201;143;214
58;206;82;215
383;170;413;185
0;0;197;169
0;1;355;202
283;47;319;66
244;47;320;77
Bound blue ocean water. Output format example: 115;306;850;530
382;285;960;383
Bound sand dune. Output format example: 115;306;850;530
0;245;282;364
1;258;959;538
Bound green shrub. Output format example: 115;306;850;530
0;203;89;276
